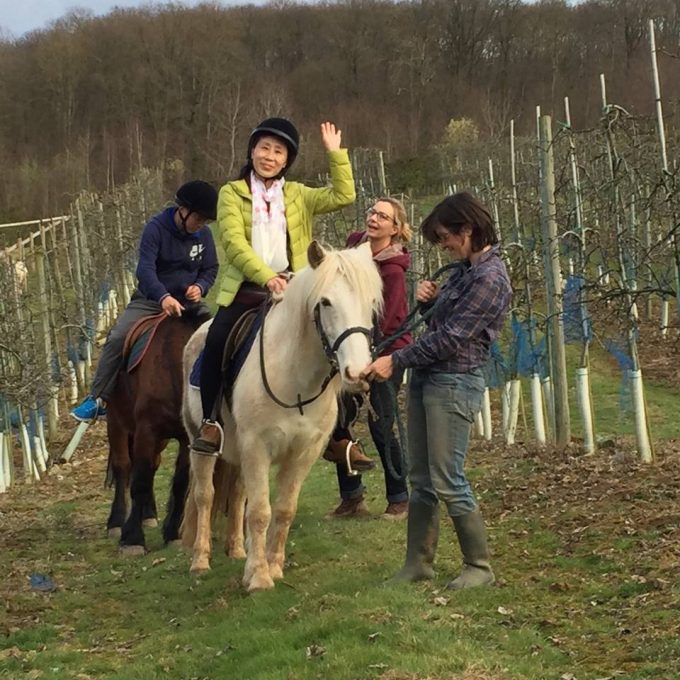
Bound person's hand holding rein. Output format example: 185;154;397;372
161;295;185;317
266;275;288;295
361;355;394;383
320;122;342;152
185;284;202;303
416;280;439;303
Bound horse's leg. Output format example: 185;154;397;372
142;446;165;527
225;471;246;559
106;424;130;538
241;441;274;592
163;438;190;545
120;425;161;555
266;449;319;581
189;451;216;572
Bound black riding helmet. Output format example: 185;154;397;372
247;117;300;173
175;180;218;220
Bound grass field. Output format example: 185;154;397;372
2;239;679;679
1;391;679;680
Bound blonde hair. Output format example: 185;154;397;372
374;196;412;243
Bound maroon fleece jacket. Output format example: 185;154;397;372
347;231;413;356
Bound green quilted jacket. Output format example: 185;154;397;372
215;149;356;307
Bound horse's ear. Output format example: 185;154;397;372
308;240;326;269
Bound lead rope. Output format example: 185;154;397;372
363;261;469;483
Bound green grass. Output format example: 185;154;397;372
2;433;679;680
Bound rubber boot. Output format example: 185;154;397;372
393;502;440;582
447;510;495;590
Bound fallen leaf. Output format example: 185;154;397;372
305;644;326;659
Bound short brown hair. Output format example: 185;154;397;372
421;192;498;251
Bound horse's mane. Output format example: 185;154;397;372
285;244;383;315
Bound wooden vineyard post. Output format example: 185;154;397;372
538;115;571;449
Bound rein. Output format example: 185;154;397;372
258;298;373;415
367;261;469;481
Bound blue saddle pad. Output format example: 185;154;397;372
189;350;203;389
189;312;264;400
126;328;153;372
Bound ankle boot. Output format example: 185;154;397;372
323;438;376;472
447;510;495;590
191;420;223;455
393;502;440;582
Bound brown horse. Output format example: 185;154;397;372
105;311;209;554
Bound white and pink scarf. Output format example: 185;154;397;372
250;172;289;273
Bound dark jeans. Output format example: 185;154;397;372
200;299;258;419
334;370;408;504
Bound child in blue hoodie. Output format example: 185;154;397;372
71;181;219;422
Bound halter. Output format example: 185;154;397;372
259;299;373;415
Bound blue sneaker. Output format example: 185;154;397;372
70;395;107;422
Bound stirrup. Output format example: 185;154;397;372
191;420;224;457
345;440;359;477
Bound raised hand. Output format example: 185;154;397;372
320;121;342;152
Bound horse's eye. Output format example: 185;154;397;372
320;297;332;307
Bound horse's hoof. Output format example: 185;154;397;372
142;518;158;528
119;544;146;557
190;561;210;574
227;546;247;560
268;563;284;581
107;527;122;539
166;539;183;549
247;573;275;592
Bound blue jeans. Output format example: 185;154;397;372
407;368;485;517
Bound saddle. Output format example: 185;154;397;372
189;303;267;410
123;312;168;373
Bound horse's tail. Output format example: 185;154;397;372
104;432;132;488
105;448;114;488
211;457;237;522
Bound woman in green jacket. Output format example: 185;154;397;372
193;117;356;454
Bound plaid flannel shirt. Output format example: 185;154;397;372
392;245;511;373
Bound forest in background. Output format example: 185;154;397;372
0;0;679;220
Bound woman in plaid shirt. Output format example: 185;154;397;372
363;192;512;590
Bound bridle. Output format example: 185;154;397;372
259;299;373;415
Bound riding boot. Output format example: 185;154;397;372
393;501;440;581
191;419;223;456
446;510;495;590
323;438;376;472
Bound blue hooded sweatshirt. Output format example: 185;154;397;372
135;207;219;307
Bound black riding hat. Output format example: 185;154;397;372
175;180;218;220
248;118;300;169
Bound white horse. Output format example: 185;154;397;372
180;241;383;592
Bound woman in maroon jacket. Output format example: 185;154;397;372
324;197;413;519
